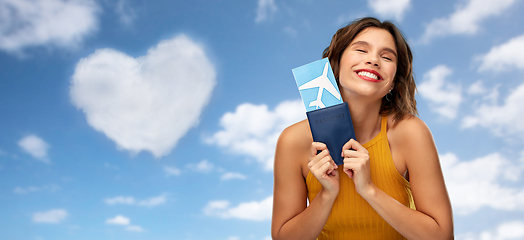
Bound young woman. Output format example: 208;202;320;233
271;17;453;240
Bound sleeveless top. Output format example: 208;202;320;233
306;116;415;240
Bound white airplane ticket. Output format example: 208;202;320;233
292;58;342;112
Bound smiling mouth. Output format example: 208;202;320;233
356;70;382;81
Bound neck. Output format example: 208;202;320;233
344;95;383;144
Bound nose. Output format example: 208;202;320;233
366;54;379;67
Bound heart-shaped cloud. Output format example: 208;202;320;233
70;34;216;157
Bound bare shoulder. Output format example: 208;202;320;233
387;115;438;171
275;119;312;176
387;115;434;147
277;119;312;153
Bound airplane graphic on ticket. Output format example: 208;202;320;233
292;58;342;112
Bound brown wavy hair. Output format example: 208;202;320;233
323;17;417;122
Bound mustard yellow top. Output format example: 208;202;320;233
306;116;415;240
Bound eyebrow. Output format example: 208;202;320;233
350;41;398;58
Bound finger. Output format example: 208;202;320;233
344;159;361;178
344;167;354;178
344;158;368;175
342;149;368;159
321;156;338;176
311;142;328;156
310;154;331;171
341;138;356;156
327;159;339;175
308;149;330;168
349;139;367;152
328;165;338;176
318;158;336;178
332;159;338;170
341;139;368;157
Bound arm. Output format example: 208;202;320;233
342;117;453;240
271;123;339;240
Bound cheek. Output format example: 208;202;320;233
339;53;358;76
386;64;397;80
382;65;397;87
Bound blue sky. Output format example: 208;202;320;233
1;0;524;239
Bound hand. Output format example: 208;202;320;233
308;142;340;198
342;139;375;197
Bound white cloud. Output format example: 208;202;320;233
467;80;500;106
420;0;517;43
137;194;166;207
106;215;145;232
255;0;277;23
115;0;136;26
203;196;273;221
367;0;410;22
164;166;181;177
13;184;60;194
106;215;130;225
440;152;524;215
70;34;216;158
477;34;524;72
105;196;135;205
221;172;247;181
18;135;50;163
195;159;214;173
227;237;240;240
0;0;99;54
32;209;68;223
457;221;524;240
418;65;462;119
468;80;487;95
462;83;524;139
203;200;229;214
104;194;166;207
126;225;145;232
206;100;305;171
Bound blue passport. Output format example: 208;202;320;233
292;58;356;165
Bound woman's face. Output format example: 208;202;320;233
338;27;397;101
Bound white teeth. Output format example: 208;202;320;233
357;71;379;80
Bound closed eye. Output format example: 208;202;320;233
357;49;366;53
